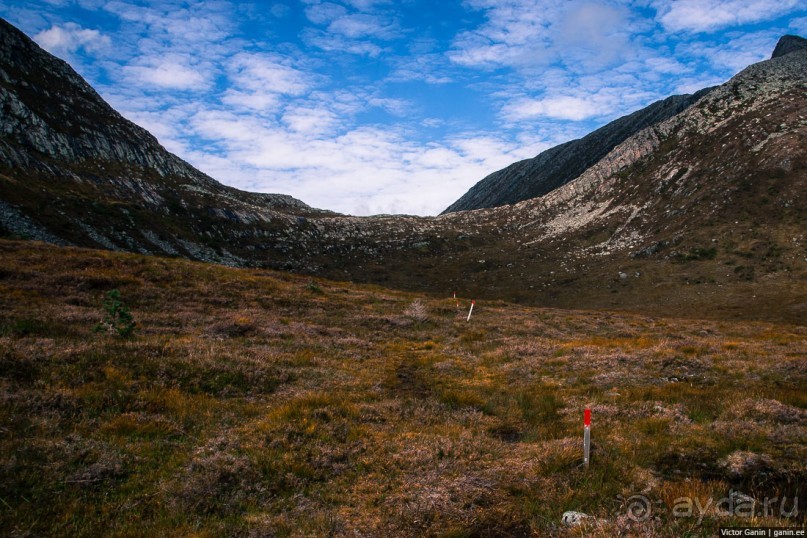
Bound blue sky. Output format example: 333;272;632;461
1;0;805;215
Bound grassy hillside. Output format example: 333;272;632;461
0;240;804;536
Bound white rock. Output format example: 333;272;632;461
561;510;591;527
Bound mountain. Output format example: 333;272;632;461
444;34;807;215
771;34;807;58
0;18;327;265
1;22;804;535
0;18;805;323
441;88;713;214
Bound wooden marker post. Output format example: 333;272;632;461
583;408;591;469
466;300;475;322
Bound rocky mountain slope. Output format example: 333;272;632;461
441;88;713;214
771;34;807;59
444;35;807;215
0;18;326;264
0;18;805;323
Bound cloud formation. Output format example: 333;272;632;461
124;55;210;90
5;0;805;215
654;0;803;33
34;22;110;56
186;109;549;215
302;0;401;57
503;96;605;122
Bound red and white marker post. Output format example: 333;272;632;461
583;408;591;469
466;300;475;322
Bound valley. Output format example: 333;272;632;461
0;16;804;537
0;240;804;536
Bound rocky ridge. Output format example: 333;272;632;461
507;45;807;246
0;19;205;180
771;34;807;59
0;19;805;323
0;17;318;257
441;88;713;214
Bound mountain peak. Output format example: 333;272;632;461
771;34;807;59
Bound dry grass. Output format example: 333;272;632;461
0;239;804;537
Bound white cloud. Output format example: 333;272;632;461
191;110;264;145
34;23;110;56
654;0;803;33
502;95;605;122
307;89;365;115
389;53;454;84
450;0;639;71
302;29;384;56
643;57;690;76
304;2;348;25
103;1;232;46
227;52;312;95
183;107;553;215
449;0;554;69
367;97;410;116
555;3;634;69
124;55;209;90
421;118;444;128
282;105;340;135
221;90;283;112
790;17;807;34
675;31;779;73
302;0;400;56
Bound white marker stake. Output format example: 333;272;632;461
454;291;459;309
467;300;475;322
584;408;591;469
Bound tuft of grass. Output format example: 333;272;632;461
305;279;323;294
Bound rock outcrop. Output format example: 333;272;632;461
0;17;314;210
0;19;192;178
441;88;713;214
0;17;323;264
771;34;807;59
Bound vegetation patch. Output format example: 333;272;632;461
0;240;804;536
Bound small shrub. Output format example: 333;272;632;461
95;289;136;337
403;299;428;323
305;280;323;294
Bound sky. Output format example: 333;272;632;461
1;1;805;216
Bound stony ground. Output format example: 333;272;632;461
0;239;804;537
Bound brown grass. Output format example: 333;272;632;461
0;239;804;536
